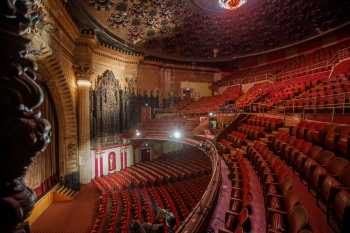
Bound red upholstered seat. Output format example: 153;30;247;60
284;191;302;212
328;190;350;232
314;150;335;167
340;164;350;188
311;166;328;191
324;125;338;150
319;176;342;204
287;205;311;233
327;157;349;177
336;128;350;155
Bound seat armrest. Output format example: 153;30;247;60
267;193;284;198
226;210;240;216
231;197;243;202
267;207;287;215
218;228;234;233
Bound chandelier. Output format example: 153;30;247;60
219;0;247;10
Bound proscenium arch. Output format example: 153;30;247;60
38;54;79;188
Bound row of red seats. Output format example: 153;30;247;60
218;40;350;87
93;154;211;192
247;115;284;131
219;151;252;233
258;72;329;108
299;75;350;98
179;85;242;114
237;124;265;139
91;175;210;233
283;74;350;112
172;175;210;209
247;142;314;233
235;82;271;109
89;192;121;233
289;121;350;156
165;185;190;219
272;132;350;232
226;131;246;148
140;117;199;136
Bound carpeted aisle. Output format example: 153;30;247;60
31;184;99;233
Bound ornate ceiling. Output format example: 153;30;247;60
73;0;350;61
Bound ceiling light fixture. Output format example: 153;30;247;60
219;0;247;10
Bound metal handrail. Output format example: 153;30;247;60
248;102;350;122
284;92;350;102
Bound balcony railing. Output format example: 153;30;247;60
246;93;350;122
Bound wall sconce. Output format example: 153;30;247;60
77;79;92;88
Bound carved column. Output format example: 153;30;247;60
0;1;51;232
75;65;92;184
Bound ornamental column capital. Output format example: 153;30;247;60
73;64;94;80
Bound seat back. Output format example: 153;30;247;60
281;176;294;195
320;176;341;202
308;145;323;159
333;190;350;223
327;157;349;177
288;205;310;233
340;164;350;187
311;166;327;189
284;191;301;212
315;150;335;167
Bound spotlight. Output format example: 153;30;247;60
209;112;215;117
173;130;182;139
135;130;141;137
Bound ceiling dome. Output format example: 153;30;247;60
72;0;350;61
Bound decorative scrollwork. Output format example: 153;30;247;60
0;0;51;232
90;0;113;11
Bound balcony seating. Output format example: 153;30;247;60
247;115;284;131
289;120;350;157
227;131;246;148
246;142;313;233
217;40;349;89
283;72;350;113
237;124;265;139
139;117;200;137
177;85;242;114
327;190;350;233
271;130;350;232
218;150;253;233
235;82;271;109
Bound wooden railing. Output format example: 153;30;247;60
176;138;221;233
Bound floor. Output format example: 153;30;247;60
31;184;99;233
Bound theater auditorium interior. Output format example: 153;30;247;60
1;0;350;233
